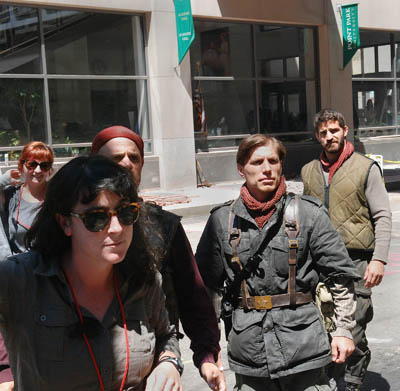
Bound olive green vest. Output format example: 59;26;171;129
301;152;376;250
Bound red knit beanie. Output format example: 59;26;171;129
91;126;144;162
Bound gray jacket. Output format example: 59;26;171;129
0;251;179;391
196;193;359;379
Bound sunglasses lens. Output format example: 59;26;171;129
83;210;110;232
40;162;52;171
25;161;52;171
117;204;139;226
25;161;38;169
77;203;139;232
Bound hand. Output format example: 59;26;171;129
364;259;385;288
331;336;354;363
200;362;226;391
215;351;224;371
9;170;22;186
145;362;182;391
0;381;14;391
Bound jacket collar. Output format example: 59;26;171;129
232;192;287;230
32;249;131;288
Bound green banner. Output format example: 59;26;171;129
174;0;195;64
342;3;360;68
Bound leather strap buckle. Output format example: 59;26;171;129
254;295;272;310
288;239;298;249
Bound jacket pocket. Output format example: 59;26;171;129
34;308;78;361
33;308;98;390
271;303;330;367
228;308;267;367
123;299;156;381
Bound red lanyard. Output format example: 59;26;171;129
15;184;43;230
63;269;130;391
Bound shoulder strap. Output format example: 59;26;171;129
284;193;300;306
227;200;241;271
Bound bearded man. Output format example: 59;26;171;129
301;109;392;391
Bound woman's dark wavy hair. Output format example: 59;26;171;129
25;155;158;283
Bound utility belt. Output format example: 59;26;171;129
240;291;313;310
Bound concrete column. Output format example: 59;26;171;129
146;4;197;190
318;0;354;141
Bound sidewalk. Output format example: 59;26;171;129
140;178;305;217
140;171;400;218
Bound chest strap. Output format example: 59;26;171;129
229;195;312;311
284;194;300;306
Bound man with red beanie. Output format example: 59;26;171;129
302;109;392;391
92;126;226;391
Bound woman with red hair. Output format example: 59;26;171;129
0;141;53;391
0;141;54;254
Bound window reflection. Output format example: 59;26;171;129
353;81;395;136
259;81;307;133
0;5;41;73
191;22;253;78
45;13;145;75
352;31;392;78
48;79;149;144
0;79;45;144
191;22;317;150
0;5;149;153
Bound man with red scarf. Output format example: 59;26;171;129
302;109;392;391
196;134;359;391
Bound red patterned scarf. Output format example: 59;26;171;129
320;141;354;184
240;177;287;228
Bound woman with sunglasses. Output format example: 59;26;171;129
0;155;181;391
0;141;54;254
0;141;54;391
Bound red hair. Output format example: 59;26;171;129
18;141;54;171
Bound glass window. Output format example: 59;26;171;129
395;33;400;77
352;31;400;139
255;26;313;80
191;22;318;151
352;31;392;78
0;5;149;156
0;6;41;74
259;81;308;134
45;13;145;76
191;22;253;78
0;79;45;145
193;80;255;137
48;79;150;144
353;80;396;136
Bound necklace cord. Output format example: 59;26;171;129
114;272;130;391
63;269;130;391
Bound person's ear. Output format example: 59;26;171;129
343;125;349;139
56;213;72;237
237;163;245;178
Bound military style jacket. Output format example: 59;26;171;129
196;193;359;379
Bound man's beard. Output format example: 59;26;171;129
325;139;345;154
